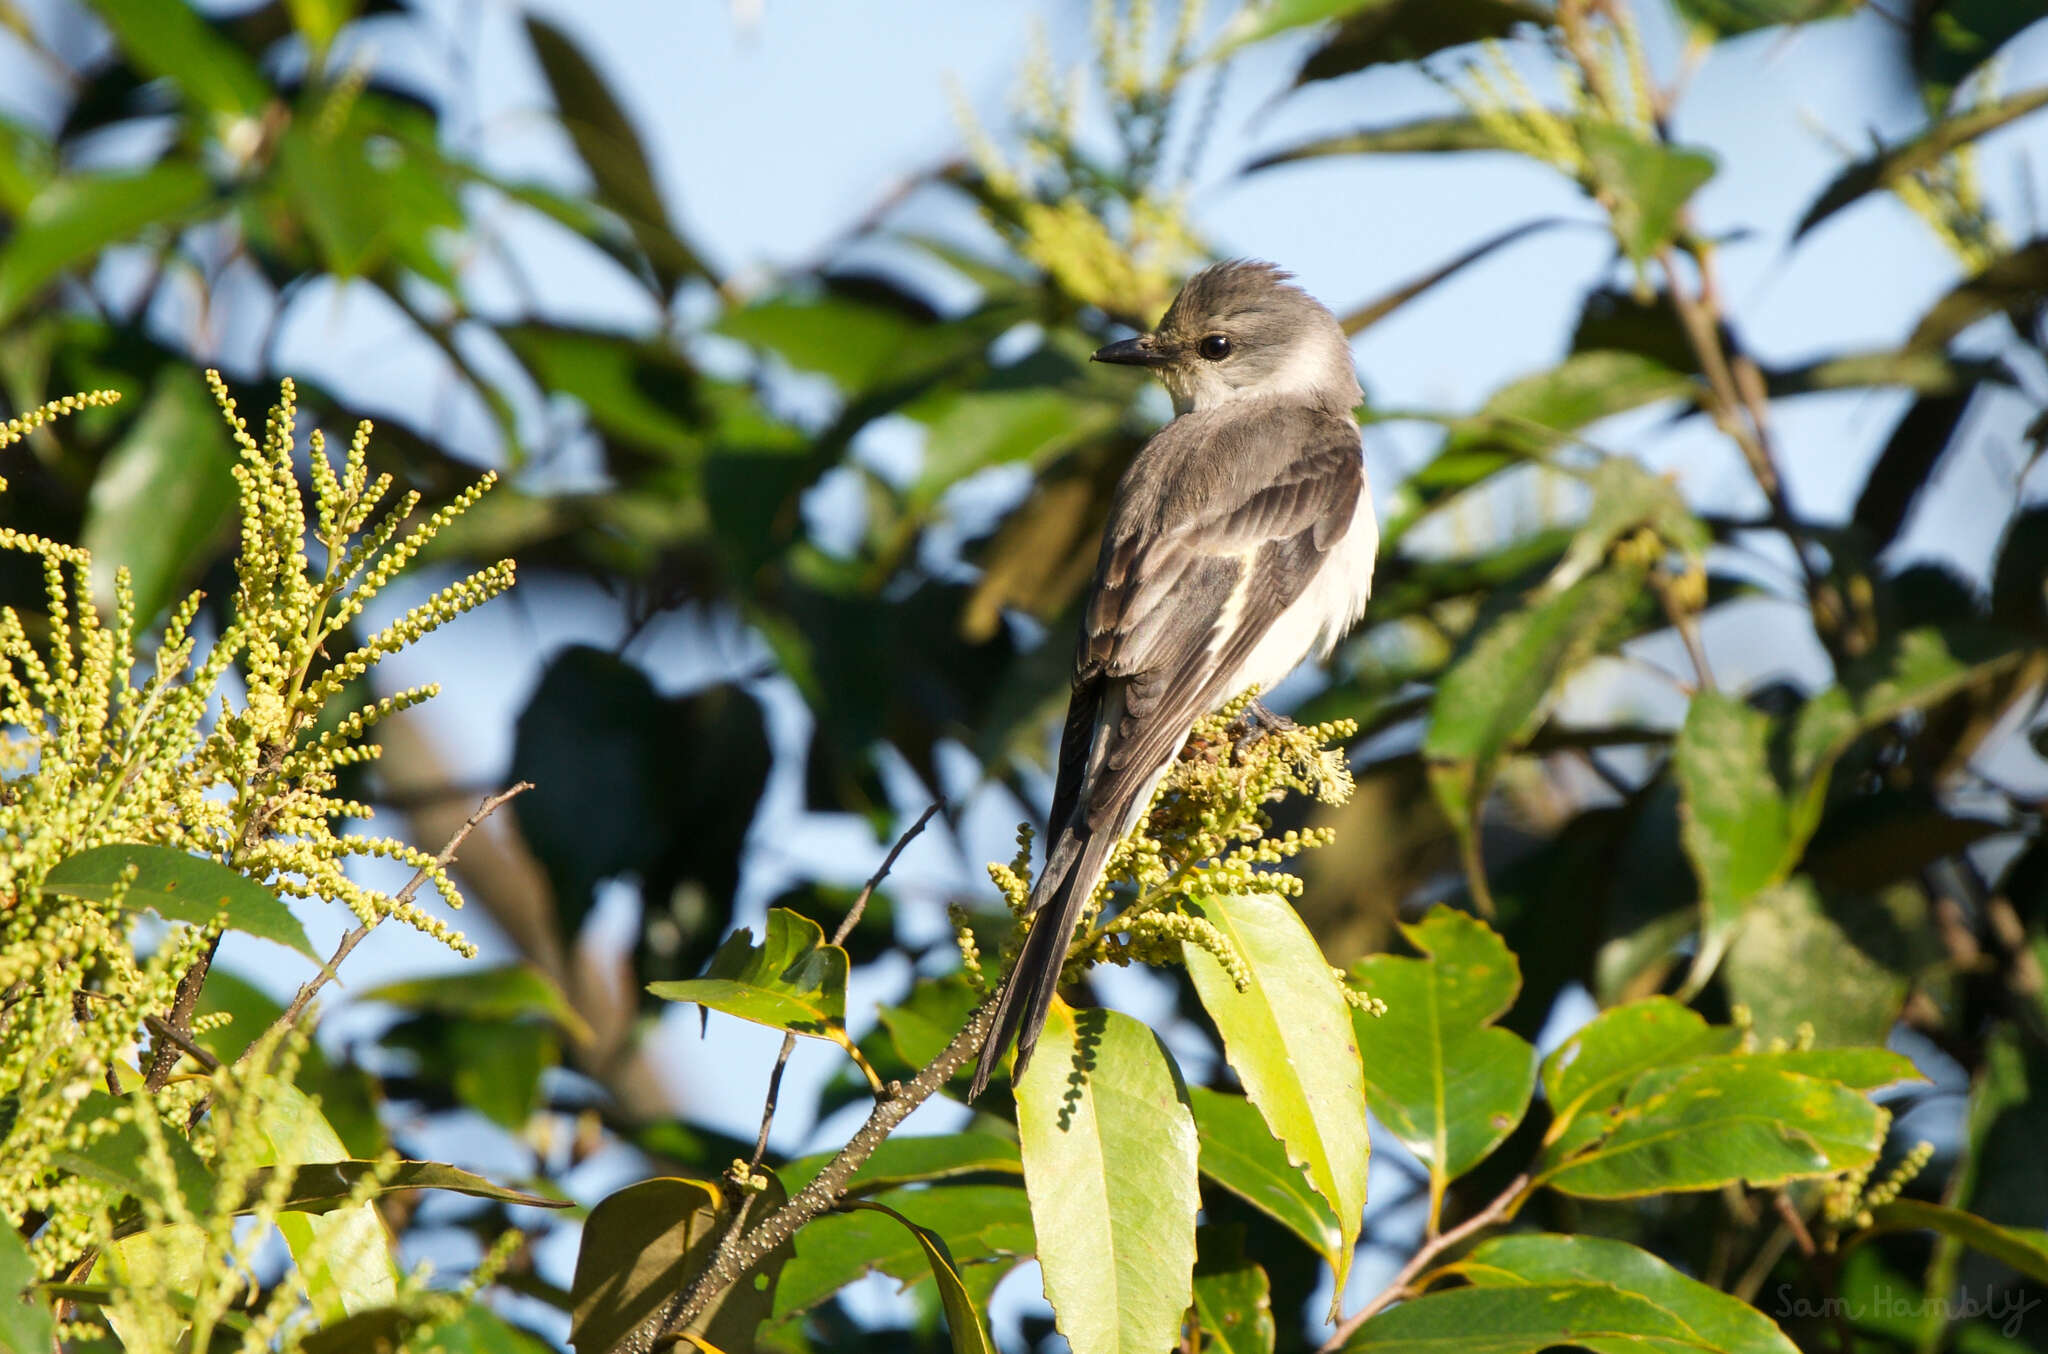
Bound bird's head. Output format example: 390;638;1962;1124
1091;260;1362;415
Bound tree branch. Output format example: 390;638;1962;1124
625;995;999;1353
1317;1173;1530;1352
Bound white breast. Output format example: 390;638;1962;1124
1227;466;1379;698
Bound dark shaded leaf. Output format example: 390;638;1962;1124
1249;116;1553;172
1340;219;1567;334
568;1175;788;1353
1796;86;2048;240
1721;879;1921;1048
1853;391;1973;548
1191;1243;1275;1354
1671;0;1856;37
357;964;590;1043
1860;1200;2048;1285
523;16;706;294
839;1200;1000;1354
44;844;316;960
1295;0;1553;84
1913;5;2046;111
1908;237;2048;350
1187;1087;1344;1266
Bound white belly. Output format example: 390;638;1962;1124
1227;478;1379;697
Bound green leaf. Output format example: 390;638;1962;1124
906;382;1122;508
1191;1252;1276;1354
1913;4;2046;110
0;1220;53;1354
1534;1056;1899;1198
771;1184;1033;1320
284;0;362;56
302;1305;555;1354
1451;1233;1800;1354
1860;1199;2048;1285
1561;457;1709;582
1539;997;1740;1145
1790;626;2031;784
1340;219;1566;335
1796;87;2048;240
716;287;930;393
839;1200;1000;1354
1672;691;1806;944
647;908;851;1043
1350;907;1535;1209
569;1175;789;1353
1187;1087;1344;1264
43;844;316;961
1293;0;1553;83
357;963;591;1043
1182;891;1369;1308
1423;566;1643;891
1720;879;1918;1048
0;164;213;326
1016;1001;1198;1354
1339;1280;1780;1352
1249;115;1558;171
79;367;235;625
234;1160;562;1222
1409;351;1696;520
258;1083;398;1321
1852;391;1974;548
1211;0;1381;56
1578;124;1717;264
1908;237;2048;351
778;1131;1022;1197
523;16;706;294
91;0;270;118
1670;0;1856;37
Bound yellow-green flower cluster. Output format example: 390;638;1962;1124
983;688;1356;991
0;375;514;1308
1822;1124;1936;1236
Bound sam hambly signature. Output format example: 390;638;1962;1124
1777;1285;2042;1338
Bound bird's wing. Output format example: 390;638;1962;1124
1061;403;1365;838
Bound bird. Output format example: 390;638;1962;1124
970;260;1379;1099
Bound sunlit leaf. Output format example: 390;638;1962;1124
44;844;317;961
239;1159;561;1220
647;908;852;1046
1579;124;1717;264
1449;1233;1800;1354
1539;997;1740;1145
1534;1055;1902;1198
1183;891;1368;1307
1016;1001;1198;1354
1187;1087;1344;1265
1350;907;1535;1208
259;1083;399;1321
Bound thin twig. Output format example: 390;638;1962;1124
623;997;999;1353
181;783;532;1129
1650;568;1716;692
740;801;944;1173
1317;1174;1530;1352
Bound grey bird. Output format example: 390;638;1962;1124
970;260;1379;1098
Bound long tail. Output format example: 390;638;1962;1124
968;825;1119;1099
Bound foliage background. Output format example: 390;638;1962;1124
5;0;2048;1350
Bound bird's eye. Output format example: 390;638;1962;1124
1198;334;1232;361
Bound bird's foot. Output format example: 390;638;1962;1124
1226;699;1297;755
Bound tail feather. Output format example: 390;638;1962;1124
968;826;1117;1099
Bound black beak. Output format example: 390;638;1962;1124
1092;336;1171;367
